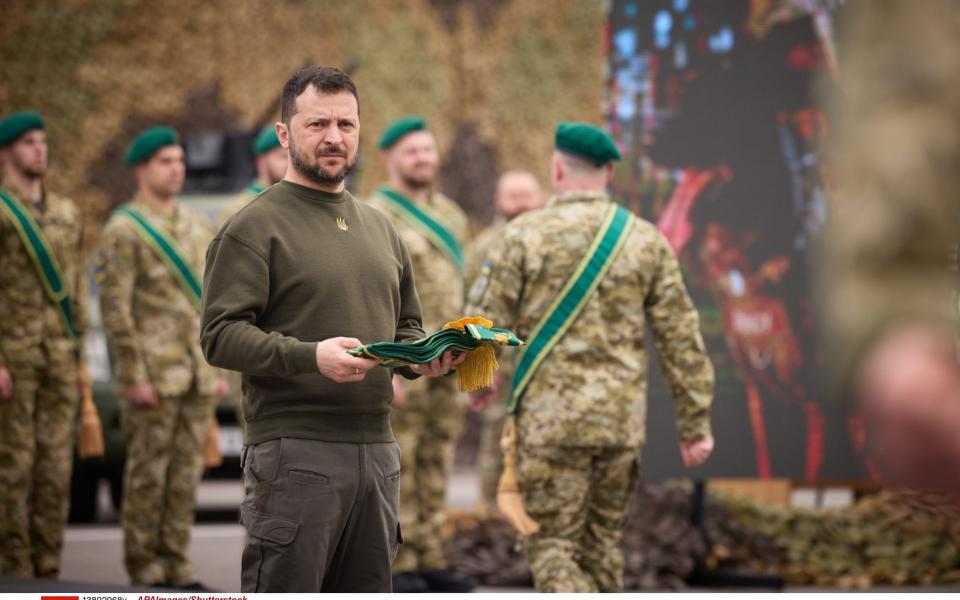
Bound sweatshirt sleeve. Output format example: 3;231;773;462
200;233;319;377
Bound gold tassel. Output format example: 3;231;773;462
455;343;498;392
443;316;493;331
203;415;223;468
495;416;540;536
77;368;104;459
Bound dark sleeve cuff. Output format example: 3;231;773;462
292;341;319;374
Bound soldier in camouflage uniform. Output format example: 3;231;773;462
215;124;288;229
96;127;226;588
366;117;474;593
215;124;288;432
466;123;715;592
0;112;89;578
465;170;545;506
823;0;960;493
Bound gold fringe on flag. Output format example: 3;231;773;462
454;343;498;392
442;316;501;391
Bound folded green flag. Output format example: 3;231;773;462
348;317;524;391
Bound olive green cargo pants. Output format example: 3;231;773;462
240;438;402;592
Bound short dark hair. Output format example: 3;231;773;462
281;66;359;125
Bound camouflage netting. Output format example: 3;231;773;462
0;0;605;244
719;488;960;588
442;483;960;590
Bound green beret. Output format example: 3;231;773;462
378;116;427;150
555;122;621;166
252;124;281;156
0;112;44;146
125;126;179;167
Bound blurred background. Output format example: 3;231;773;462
2;0;959;593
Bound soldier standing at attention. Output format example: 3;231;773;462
96;126;228;590
216;124;288;229
216;124;289;430
0;112;89;579
200;66;461;593
464;170;545;506
466;123;716;593
367;116;474;593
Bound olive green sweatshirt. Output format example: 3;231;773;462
200;181;424;444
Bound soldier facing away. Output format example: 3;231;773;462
366;117;475;593
95;126;228;589
0;111;89;579
466;123;716;592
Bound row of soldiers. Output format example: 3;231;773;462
0;114;226;587
0;110;550;590
2;78;720;594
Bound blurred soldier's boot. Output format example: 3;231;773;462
422;568;478;592
392;570;430;593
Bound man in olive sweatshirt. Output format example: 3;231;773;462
200;66;463;593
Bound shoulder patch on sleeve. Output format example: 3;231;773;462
467;259;494;306
94;250;108;284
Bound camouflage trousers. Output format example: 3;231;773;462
0;337;80;578
478;399;507;505
517;443;641;593
390;375;464;573
121;387;215;587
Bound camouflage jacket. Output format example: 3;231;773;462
466;218;518;389
0;187;89;366
465;217;506;288
96;198;219;397
466;191;714;448
216;180;265;230
367;188;470;333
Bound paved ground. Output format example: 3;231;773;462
49;470;960;593
62;523;241;591
59;470;492;592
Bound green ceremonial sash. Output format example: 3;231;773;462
0;188;78;341
376;187;465;274
114;206;202;311
508;202;635;414
244;181;266;194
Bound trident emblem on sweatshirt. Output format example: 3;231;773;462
336;217;349;231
